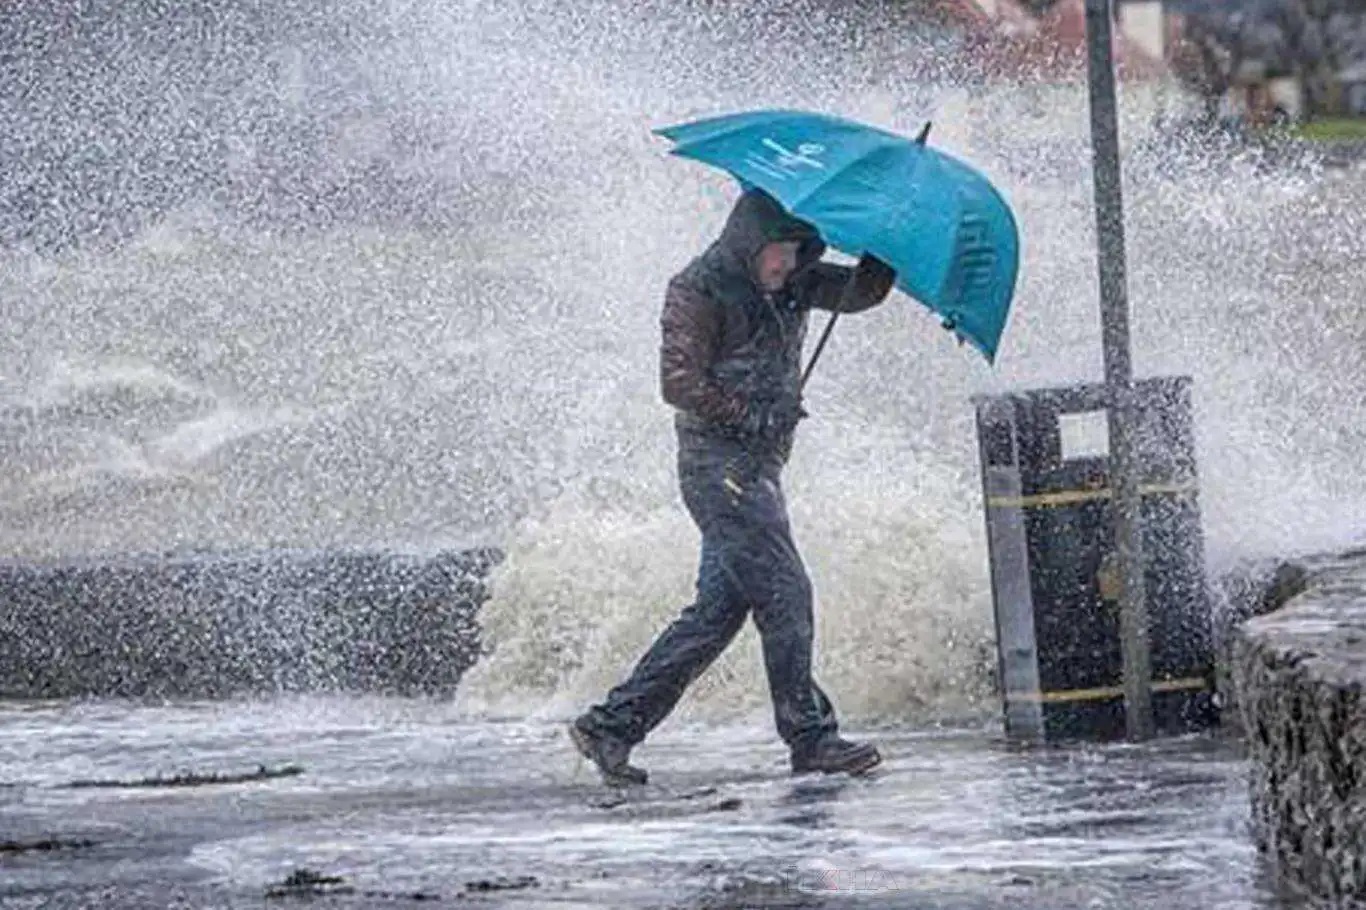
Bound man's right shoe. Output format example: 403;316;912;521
568;716;648;787
790;734;882;776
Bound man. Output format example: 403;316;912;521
570;188;896;785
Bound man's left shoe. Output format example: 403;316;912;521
568;716;648;786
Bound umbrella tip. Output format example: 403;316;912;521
916;122;932;145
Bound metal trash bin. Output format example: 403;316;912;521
973;376;1217;741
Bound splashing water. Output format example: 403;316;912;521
3;0;1364;726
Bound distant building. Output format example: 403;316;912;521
1338;63;1366;116
958;0;1170;83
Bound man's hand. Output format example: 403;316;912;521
766;397;808;439
805;254;897;315
740;396;808;442
855;254;897;293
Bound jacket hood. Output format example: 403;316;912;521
709;189;826;290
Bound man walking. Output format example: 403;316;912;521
570;188;896;785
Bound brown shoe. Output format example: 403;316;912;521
790;734;881;776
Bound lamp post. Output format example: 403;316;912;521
1083;0;1154;740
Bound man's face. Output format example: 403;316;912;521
755;240;801;292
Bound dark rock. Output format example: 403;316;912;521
463;874;538;893
265;868;353;899
63;763;304;789
0;837;97;855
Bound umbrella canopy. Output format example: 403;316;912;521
655;109;1020;362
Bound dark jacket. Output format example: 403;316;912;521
660;189;895;461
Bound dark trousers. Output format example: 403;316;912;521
580;438;839;750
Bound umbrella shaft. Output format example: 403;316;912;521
801;312;841;391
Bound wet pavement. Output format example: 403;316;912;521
0;697;1297;908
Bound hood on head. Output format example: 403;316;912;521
714;189;826;286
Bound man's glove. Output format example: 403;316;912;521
740;396;808;443
855;253;897;288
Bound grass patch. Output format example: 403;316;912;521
1296;117;1366;141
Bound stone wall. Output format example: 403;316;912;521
0;548;500;699
1231;550;1366;902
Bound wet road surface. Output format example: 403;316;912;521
0;697;1296;908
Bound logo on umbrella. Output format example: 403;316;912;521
745;138;827;181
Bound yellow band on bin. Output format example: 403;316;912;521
1007;676;1209;704
987;483;1197;510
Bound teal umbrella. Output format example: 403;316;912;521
655;109;1020;363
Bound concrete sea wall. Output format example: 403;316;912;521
0;548;500;699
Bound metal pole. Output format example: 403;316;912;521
1083;0;1153;740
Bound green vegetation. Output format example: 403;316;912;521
1295;117;1366;141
